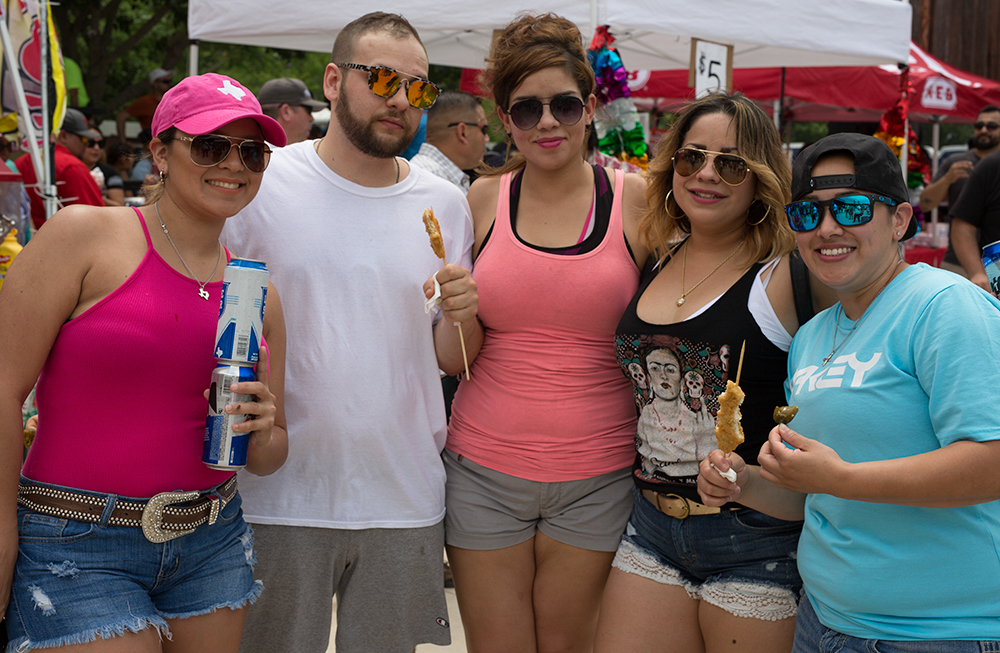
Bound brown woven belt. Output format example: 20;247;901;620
17;475;238;543
641;488;737;520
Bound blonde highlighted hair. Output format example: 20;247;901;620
642;92;794;265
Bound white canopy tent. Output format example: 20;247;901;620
187;0;912;72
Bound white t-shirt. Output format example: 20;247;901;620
222;140;474;529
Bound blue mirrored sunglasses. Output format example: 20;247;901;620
784;194;899;232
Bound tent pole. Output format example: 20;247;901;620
189;40;200;76
777;67;785;133
930;115;941;247
40;0;56;221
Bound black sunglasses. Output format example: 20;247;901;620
174;134;271;174
337;63;441;110
80;136;105;149
506;95;585;131
672;148;750;186
784;194;899;232
448;121;489;135
974;121;1000;131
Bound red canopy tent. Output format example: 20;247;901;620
621;42;1000;124
461;42;1000;124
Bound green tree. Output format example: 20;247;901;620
54;1;467;124
53;0;188;120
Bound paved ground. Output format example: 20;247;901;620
325;586;468;652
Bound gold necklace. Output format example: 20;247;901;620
822;260;902;366
676;240;744;307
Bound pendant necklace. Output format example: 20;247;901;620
822;260;902;366
676;239;744;307
154;202;223;300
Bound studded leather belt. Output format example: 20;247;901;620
17;475;238;543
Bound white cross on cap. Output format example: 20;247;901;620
217;79;246;100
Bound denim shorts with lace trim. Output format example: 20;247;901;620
612;487;802;621
5;481;262;652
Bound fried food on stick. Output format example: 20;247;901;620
421;207;470;380
773;405;799;425
422;208;446;261
714;380;746;454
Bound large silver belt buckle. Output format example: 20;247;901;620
142;490;200;543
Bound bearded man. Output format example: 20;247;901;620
221;12;482;653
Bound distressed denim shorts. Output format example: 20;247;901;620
5;478;262;652
612;487;802;621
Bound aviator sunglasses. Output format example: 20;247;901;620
337;63;441;110
784;194;899;232
506;95;585;130
174;134;272;174
672;148;750;186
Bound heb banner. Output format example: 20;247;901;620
0;0;66;140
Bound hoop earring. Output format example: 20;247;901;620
159;170;166;183
664;190;683;220
748;203;769;226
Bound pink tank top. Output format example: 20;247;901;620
23;207;234;496
447;169;640;482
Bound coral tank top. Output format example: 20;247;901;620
447;168;640;482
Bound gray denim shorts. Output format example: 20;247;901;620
443;449;633;552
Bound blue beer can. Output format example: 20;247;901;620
982;240;1000;297
215;259;268;364
203;363;256;470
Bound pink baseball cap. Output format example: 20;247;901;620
151;73;287;147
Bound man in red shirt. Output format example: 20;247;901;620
16;108;105;229
116;67;173;139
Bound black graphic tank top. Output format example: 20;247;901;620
615;251;789;503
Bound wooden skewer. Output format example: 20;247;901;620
735;340;746;386
455;321;470;381
437;263;470;381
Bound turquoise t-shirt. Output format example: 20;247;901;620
787;263;1000;640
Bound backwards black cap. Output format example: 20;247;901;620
791;133;917;240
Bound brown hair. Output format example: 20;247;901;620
141;127;177;204
480;13;595;176
642;92;793;265
331;12;424;64
425;91;482;139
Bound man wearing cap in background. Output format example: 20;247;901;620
116;67;173;140
258;77;327;145
15;108;104;230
